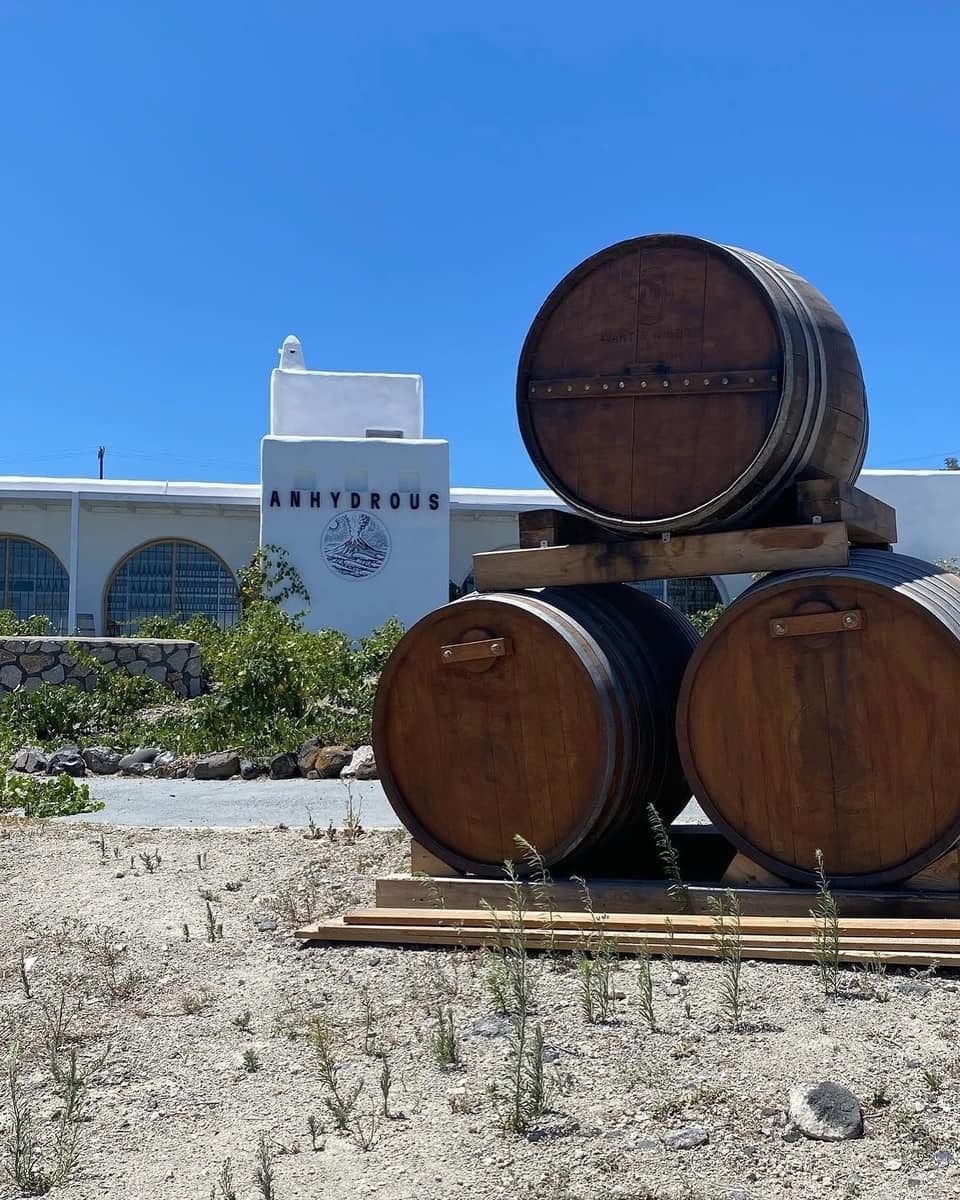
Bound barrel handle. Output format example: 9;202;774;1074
440;627;512;671
769;609;864;638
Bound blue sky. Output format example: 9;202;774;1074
1;1;957;487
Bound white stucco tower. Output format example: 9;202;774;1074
260;336;450;637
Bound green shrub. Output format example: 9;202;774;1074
688;603;725;636
0;609;403;761
0;610;56;637
0;771;104;818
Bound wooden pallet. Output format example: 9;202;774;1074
473;480;896;591
296;907;960;966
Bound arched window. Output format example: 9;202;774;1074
633;576;724;616
0;536;69;632
105;540;240;634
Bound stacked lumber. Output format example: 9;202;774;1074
296;909;960;968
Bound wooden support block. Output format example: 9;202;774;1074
795;480;898;547
902;847;960;893
473;523;849;591
721;852;790;889
518;508;624;548
410;840;461;877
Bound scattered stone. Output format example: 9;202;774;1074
124;762;156;776
306;769;319;780
341;745;377;780
898;981;931;998
935;1149;956;1167
12;747;47;774
193;751;240;780
257;918;278;932
46;748;86;777
268;753;298;780
240;760;264;780
780;1124;802;1143
788;1081;863;1142
884;1159;903;1171
470;1015;511;1038
662;1125;709;1151
82;746;122;774
314;745;353;779
120;748;162;771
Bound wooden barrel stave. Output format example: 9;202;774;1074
677;551;960;887
374;584;697;876
517;234;868;533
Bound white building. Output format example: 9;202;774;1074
1;336;958;637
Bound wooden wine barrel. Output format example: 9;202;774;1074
517;234;868;533
677;551;960;887
373;584;698;875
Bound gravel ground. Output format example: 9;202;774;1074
1;818;960;1200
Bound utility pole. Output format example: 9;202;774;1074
97;446;105;479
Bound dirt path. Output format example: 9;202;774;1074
1;819;958;1200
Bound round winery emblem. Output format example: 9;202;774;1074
321;511;391;580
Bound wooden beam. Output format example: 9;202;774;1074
375;873;960;919
473;522;849;591
795;480;897;547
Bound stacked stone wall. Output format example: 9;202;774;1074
0;638;202;699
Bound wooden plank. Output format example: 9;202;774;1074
375;874;960;919
295;919;960;966
346;907;960;939
472;523;850;591
904;847;960;893
795;480;898;547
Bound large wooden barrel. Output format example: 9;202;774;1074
374;584;698;875
517;234;868;533
677;551;960;887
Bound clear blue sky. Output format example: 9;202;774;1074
1;1;957;487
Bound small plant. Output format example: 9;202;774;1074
181;989;213;1015
646;803;692;913
233;1009;253;1033
212;1157;238;1200
19;950;33;999
359;988;377;1056
923;1067;944;1091
253;1133;276;1200
138;849;162;873
311;1018;362;1131
572;876;617;1024
430;1006;461;1068
708;890;744;1030
379;1055;395;1118
636;942;656;1031
306;1114;323;1151
869;1082;891;1108
243;1048;262;1074
3;1042;80;1194
204;901;224;942
812;848;841;998
197;851;208;869
342;785;364;844
349;1102;380;1151
224;880;243;893
182;923;191;942
491;858;548;1135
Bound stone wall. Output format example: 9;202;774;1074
0;638;202;699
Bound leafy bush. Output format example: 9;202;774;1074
0;770;104;818
0;548;404;759
688;603;725;636
0;610;54;636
